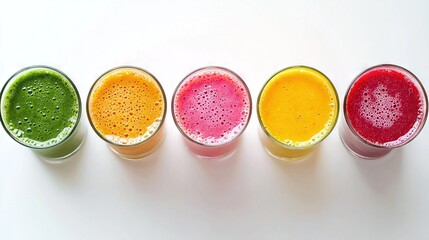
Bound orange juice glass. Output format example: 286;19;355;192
257;66;339;161
87;67;166;160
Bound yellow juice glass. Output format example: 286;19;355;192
257;66;339;161
87;67;166;160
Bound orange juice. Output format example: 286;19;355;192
258;66;339;160
87;67;166;159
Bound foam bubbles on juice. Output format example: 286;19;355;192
359;84;402;129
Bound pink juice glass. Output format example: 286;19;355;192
340;64;428;159
172;66;252;158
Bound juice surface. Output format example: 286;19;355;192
346;66;425;146
173;68;251;145
1;67;79;147
258;66;338;147
88;68;164;145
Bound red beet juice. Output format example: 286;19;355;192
340;65;427;159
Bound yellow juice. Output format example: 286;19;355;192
258;66;338;159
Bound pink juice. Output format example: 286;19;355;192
341;65;427;159
172;67;251;158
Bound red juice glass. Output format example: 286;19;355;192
172;66;252;159
340;64;427;159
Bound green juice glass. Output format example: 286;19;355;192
0;66;86;162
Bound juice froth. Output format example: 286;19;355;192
345;65;426;146
173;68;251;146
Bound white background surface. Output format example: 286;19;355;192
1;0;429;239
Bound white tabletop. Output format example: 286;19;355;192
1;0;429;239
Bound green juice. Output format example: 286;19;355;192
1;66;85;160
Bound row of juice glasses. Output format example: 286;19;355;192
0;64;427;163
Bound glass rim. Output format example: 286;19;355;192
171;66;253;148
343;63;428;149
257;65;340;150
86;66;167;147
0;65;83;150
